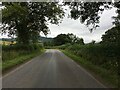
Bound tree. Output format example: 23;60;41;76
2;2;64;44
54;33;84;45
54;34;70;45
101;26;120;45
2;1;120;45
75;38;84;45
91;40;96;44
64;2;112;31
66;33;77;44
112;2;120;27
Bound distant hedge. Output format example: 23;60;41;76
2;43;43;51
2;43;44;62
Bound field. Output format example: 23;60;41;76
0;41;16;45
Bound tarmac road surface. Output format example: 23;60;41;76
2;49;106;88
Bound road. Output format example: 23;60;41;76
2;49;106;88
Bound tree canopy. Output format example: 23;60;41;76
64;2;113;31
54;33;84;45
1;1;120;45
2;2;64;44
102;26;120;45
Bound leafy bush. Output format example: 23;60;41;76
56;43;71;50
64;43;119;74
2;43;44;61
2;43;43;51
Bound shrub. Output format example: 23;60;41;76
64;43;119;74
2;43;44;61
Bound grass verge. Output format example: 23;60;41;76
2;50;45;72
61;50;119;88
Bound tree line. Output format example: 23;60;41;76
54;33;84;46
1;1;120;45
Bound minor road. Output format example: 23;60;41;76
2;49;106;88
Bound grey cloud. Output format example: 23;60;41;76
45;7;117;43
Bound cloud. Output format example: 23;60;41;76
1;5;117;43
45;7;117;43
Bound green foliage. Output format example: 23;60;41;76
2;3;29;44
2;2;64;44
64;1;120;31
64;2;112;31
2;44;44;61
40;37;54;47
62;50;119;87
55;43;71;50
54;34;70;45
61;43;119;87
2;50;44;71
113;2;120;26
54;33;84;46
63;43;119;75
101;26;120;45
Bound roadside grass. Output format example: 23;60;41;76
2;50;45;72
2;44;45;72
61;50;119;88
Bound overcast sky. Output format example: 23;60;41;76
41;6;117;43
1;5;117;43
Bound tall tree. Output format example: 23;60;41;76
2;2;64;44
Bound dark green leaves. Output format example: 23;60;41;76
64;2;112;31
54;33;84;45
101;26;120;45
2;2;64;44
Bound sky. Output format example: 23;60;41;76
41;6;117;43
1;5;117;43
